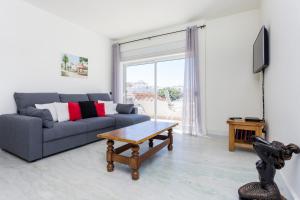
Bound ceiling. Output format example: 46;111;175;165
23;0;260;39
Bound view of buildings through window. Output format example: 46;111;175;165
125;58;185;126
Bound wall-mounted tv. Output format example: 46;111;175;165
253;26;269;73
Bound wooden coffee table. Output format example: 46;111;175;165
97;121;178;180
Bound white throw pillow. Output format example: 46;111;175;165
54;102;70;122
98;100;117;115
35;103;58;122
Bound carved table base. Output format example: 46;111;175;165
105;129;173;180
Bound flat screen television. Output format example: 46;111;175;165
253;26;269;73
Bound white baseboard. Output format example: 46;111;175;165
278;171;299;200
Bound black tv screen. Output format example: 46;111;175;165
253;26;269;73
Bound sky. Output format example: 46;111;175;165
63;53;80;64
126;59;185;87
63;53;88;64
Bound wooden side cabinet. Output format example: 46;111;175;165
227;119;265;151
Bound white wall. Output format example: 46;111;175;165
261;1;300;199
206;10;262;135
0;0;112;114
119;10;262;136
117;10;262;135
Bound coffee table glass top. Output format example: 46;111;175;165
97;121;178;144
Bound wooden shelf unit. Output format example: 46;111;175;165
227;119;265;151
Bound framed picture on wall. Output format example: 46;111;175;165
61;53;88;78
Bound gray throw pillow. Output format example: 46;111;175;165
116;104;134;114
20;107;54;128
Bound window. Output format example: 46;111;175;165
124;55;185;125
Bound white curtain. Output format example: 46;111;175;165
111;43;121;103
182;26;203;136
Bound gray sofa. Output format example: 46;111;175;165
0;93;150;162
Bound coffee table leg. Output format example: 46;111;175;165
106;140;114;172
130;145;140;180
149;139;154;148
168;129;173;151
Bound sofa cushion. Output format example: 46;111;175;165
99;101;117;115
20;107;54;128
79;117;115;132
59;94;89;103
131;107;138;114
68;102;82;121
87;93;111;101
43;121;87;142
54;102;69;122
14;93;60;112
94;102;105;117
35;103;58;122
79;101;97;119
116;103;134;114
107;114;150;128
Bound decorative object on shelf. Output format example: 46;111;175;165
245;117;264;122
238;137;300;200
61;53;88;78
227;119;265;151
229;117;242;120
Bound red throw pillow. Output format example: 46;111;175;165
68;102;82;121
94;102;105;117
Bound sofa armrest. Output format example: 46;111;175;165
131;107;138;114
0;114;43;161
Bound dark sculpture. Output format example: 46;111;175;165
238;137;300;200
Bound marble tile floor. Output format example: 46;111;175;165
0;134;288;200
